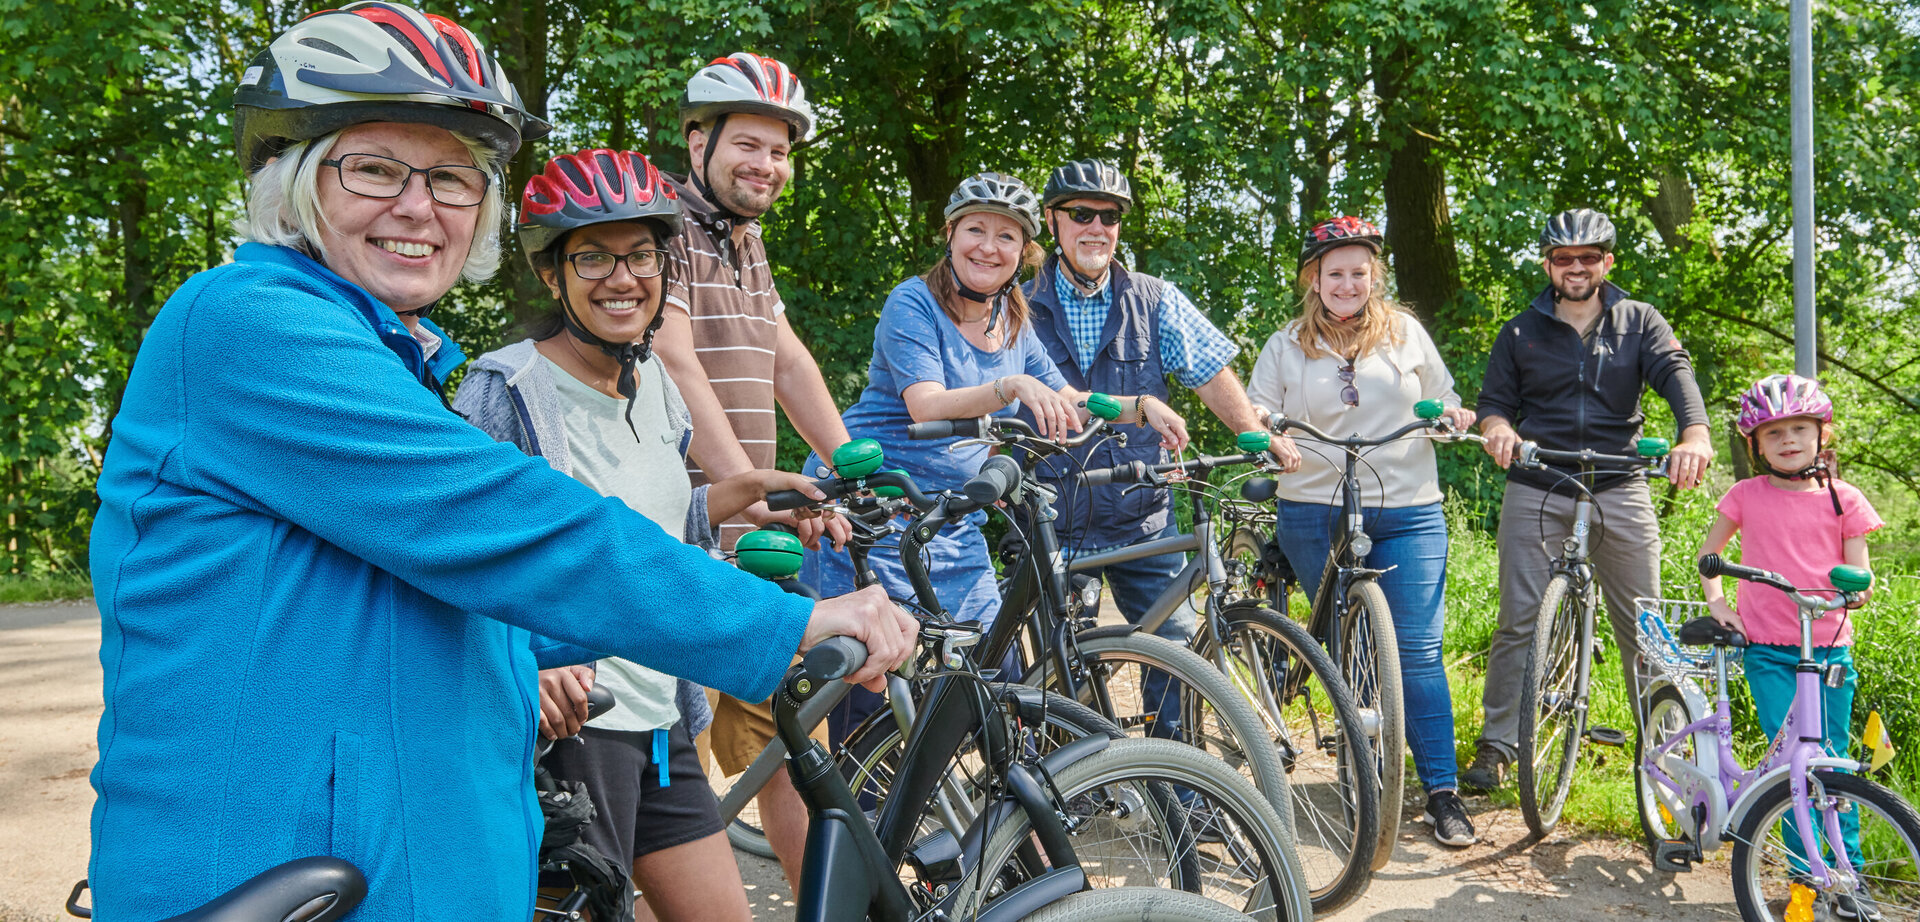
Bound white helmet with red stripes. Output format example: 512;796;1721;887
233;1;549;173
677;53;815;141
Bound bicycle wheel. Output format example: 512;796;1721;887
833;684;1173;892
1634;684;1697;852
954;738;1312;922
1216;600;1377;913
1516;573;1590;837
1338;579;1403;868
1024;886;1272;921
1025;628;1295;834
1731;769;1920;921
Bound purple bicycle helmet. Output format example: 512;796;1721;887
1736;374;1833;436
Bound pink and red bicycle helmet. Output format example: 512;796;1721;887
1736;374;1833;437
1300;217;1383;268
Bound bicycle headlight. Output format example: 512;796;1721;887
1351;532;1373;559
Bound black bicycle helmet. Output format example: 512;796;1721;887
1538;208;1616;255
1042;159;1133;212
232;1;549;174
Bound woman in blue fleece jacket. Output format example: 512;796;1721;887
86;6;911;920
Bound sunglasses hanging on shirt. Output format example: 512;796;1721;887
1338;360;1359;408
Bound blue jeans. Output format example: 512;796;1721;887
1073;524;1197;740
1274;500;1459;792
1746;643;1862;873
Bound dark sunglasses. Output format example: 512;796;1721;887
1058;206;1123;227
1547;252;1607;268
1337;361;1359;408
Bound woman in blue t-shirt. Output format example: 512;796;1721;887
804;173;1186;736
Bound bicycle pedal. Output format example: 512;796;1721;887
1586;725;1628;747
1651;838;1698;873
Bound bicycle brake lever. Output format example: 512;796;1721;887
948;437;1001;452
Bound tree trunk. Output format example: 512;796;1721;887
1375;50;1460;326
484;0;552;323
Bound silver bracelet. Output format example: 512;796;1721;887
994;377;1010;406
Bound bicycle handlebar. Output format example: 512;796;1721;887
1699;553;1865;615
907;415;1114;453
1077;451;1270;487
802;635;869;684
1264;412;1439;449
767;468;936;513
1521;443;1668;473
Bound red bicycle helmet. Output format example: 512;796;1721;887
233;1;549;173
518;149;682;260
678;52;815;140
1299;216;1383;268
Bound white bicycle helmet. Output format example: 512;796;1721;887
233;1;548;173
945;173;1042;240
678;53;815;141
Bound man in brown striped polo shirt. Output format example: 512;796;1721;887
653;52;851;891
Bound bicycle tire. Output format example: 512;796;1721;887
1634;683;1697;853
954;738;1313;922
1024;628;1295;835
1730;769;1920;921
1339;579;1403;868
1516;573;1589;837
1214;600;1377;913
1023;886;1271;921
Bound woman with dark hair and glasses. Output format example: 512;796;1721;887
1245;216;1481;848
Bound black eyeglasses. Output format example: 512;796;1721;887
320;153;490;207
566;249;669;280
1547;252;1606;268
1057;205;1123;227
1338;361;1359;408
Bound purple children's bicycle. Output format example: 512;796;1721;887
1634;557;1918;921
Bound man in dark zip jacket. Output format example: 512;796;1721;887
1460;209;1714;793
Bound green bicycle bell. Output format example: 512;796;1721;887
736;528;806;580
833;438;885;479
1237;430;1272;453
1084;392;1124;422
1636;437;1672;458
1830;565;1874;595
1413;398;1445;420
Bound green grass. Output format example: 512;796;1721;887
1436;470;1920;839
0;571;93;604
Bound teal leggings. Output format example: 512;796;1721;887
1744;643;1860;874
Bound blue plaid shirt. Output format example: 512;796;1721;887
1052;269;1238;387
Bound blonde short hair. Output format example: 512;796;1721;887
236;128;507;284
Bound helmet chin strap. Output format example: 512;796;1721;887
691;114;746;242
557;282;660;443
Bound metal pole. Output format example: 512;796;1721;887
1791;0;1817;377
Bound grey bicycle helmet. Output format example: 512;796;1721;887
678;52;815;141
1042;159;1133;211
945;172;1042;239
1538;208;1617;254
232;1;549;174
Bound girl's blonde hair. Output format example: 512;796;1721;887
236;128;507;285
923;222;1044;340
1290;249;1409;360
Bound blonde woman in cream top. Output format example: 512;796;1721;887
1245;216;1481;848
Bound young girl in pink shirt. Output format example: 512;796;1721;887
1698;373;1883;785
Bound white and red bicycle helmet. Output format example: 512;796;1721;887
1736;374;1834;436
678;52;815;141
233;1;549;173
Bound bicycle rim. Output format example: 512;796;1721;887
1731;770;1920;921
1340;579;1403;867
1218;601;1377;913
1517;573;1587;836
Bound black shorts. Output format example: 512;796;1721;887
539;720;722;873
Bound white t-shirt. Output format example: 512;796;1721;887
547;356;693;733
1245;312;1460;508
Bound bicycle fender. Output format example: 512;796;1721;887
1074;623;1139;641
971;867;1088;922
1725;758;1869;834
1037;733;1114;776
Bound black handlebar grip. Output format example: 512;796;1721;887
584;684;616;722
802;636;870;683
908;418;985;440
1078;460;1143;487
963;455;1023;506
1079;467;1117;487
766;489;810;512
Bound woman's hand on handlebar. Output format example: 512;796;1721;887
1442;406;1476;432
537;665;596;741
1013;375;1083;440
801;584;918;691
1139;396;1190;453
723;470;847;551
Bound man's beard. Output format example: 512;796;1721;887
1066;247;1110;281
711;169;784;218
1552;277;1599;302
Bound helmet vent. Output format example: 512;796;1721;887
297;38;352;56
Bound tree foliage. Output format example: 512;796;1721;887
3;0;1916;574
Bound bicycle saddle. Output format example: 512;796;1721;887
155;856;366;922
1240;478;1278;502
1676;617;1748;649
